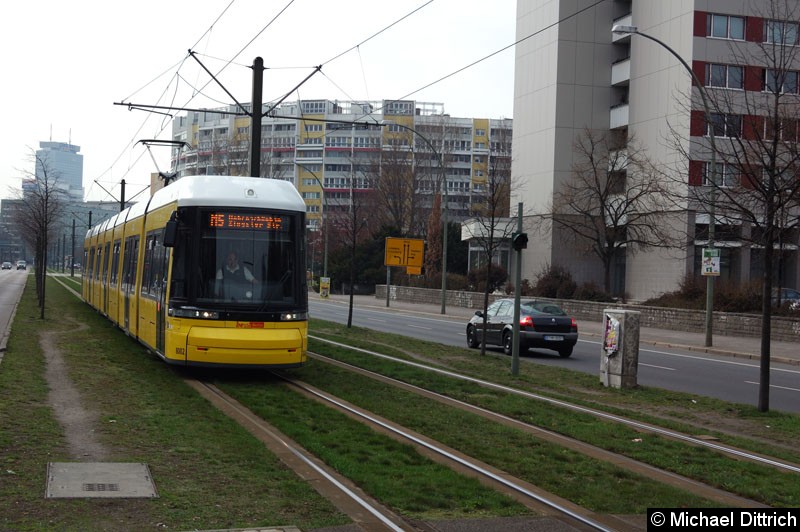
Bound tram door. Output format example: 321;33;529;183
87;248;96;303
122;236;139;332
156;251;168;354
102;242;111;315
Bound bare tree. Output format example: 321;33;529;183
462;132;514;355
550;129;680;295
667;0;800;412
326;170;379;328
370;131;421;236
424;193;443;277
13;150;67;318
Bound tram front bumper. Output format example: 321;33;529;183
185;325;307;366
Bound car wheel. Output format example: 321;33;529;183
466;325;480;348
502;330;513;356
558;345;574;358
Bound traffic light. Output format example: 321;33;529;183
512;232;528;251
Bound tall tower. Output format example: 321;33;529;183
35;141;84;200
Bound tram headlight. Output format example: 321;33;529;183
280;311;307;321
169;308;219;319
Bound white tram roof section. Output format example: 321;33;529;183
149;175;306;212
96;176;306;234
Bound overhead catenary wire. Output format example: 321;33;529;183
350;0;610;122
98;0;607;203
88;0;256;200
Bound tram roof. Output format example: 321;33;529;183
148;175;305;212
89;176;306;234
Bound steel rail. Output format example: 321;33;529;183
310;334;800;474
277;373;615;532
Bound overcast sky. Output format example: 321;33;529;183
1;0;517;202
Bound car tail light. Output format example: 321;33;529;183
520;315;534;328
571;317;578;332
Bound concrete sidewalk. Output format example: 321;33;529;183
318;292;799;367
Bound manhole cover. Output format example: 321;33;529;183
46;462;158;498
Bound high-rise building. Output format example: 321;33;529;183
512;0;800;300
35;141;84;200
170;100;512;235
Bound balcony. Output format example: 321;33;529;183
611;58;630;86
610;103;629;129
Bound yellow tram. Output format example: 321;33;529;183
82;175;308;368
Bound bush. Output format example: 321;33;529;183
467;264;508;293
573;282;616;302
532;264;576;299
643;275;766;313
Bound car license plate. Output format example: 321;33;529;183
544;335;564;341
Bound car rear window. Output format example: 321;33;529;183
522;302;566;316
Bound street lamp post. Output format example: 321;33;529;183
381;120;448;314
291;161;328;278
612;24;717;347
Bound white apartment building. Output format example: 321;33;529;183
513;0;800;300
171;100;512;236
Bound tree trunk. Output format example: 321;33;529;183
479;248;494;356
347;235;356;329
40;235;47;320
758;237;774;413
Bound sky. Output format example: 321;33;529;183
1;0;517;203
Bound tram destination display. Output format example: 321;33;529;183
207;212;287;231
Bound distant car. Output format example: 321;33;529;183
1;262;11;270
16;260;26;270
773;287;800;310
466;298;579;358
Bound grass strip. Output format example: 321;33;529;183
0;277;349;532
310;320;800;452
225;362;719;513
217;375;533;521
307;322;800;507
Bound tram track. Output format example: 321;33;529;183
188;375;620;531
309;335;800;475
303;351;770;510
185;341;783;532
185;378;412;532
278;373;627;532
190;375;619;531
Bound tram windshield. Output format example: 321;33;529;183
172;208;303;308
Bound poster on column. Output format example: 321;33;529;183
702;248;720;276
320;277;330;299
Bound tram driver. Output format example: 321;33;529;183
215;250;258;300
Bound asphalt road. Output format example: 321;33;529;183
0;269;27;353
309;298;800;414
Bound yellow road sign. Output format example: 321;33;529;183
384;237;424;268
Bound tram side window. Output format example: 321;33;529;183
110;241;121;287
121;236;139;295
95;246;102;281
102;243;111;284
141;231;168;299
141;234;155;298
88;248;95;280
168;229;190;300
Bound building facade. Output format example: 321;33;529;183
513;0;800;300
36;141;84;201
170;100;513;236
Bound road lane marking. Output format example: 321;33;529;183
581;339;800;374
640;363;676;371
745;381;800;392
